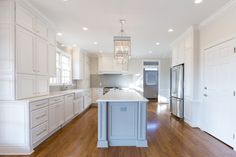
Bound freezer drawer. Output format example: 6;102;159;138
170;97;184;118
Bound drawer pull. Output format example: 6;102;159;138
36;129;47;136
35;114;46;120
35;103;47;107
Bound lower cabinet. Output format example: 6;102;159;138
74;96;84;115
84;92;92;109
64;94;75;122
48;97;64;132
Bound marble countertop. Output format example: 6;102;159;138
97;89;148;102
20;89;90;102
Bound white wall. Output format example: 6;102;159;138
128;58;171;103
200;1;236;50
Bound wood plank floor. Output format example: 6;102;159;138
4;102;236;157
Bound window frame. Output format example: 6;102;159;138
50;48;72;86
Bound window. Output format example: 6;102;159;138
50;50;72;85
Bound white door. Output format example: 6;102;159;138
16;74;36;99
36;75;49;96
64;94;74;122
203;39;236;148
48;44;56;77
16;27;35;75
36;37;48;76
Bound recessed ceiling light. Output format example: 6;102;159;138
194;0;203;4
63;0;69;2
168;29;174;33
93;41;98;45
156;42;160;45
149;51;153;54
72;44;77;47
61;44;65;47
82;27;88;31
57;32;63;36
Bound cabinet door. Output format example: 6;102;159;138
16;74;36;99
48;103;58;132
74;97;84;115
16;27;35;75
65;94;74;121
72;50;84;80
48;44;56;76
47;28;56;46
16;3;35;32
49;101;64;132
35;18;48;39
37;75;49;96
36;37;48;75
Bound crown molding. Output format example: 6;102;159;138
199;0;236;28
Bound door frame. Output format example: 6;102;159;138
142;59;160;102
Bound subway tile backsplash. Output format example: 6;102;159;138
90;74;133;88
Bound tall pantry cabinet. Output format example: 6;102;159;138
0;0;56;100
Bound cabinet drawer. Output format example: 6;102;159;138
31;107;48;128
32;121;48;144
65;93;74;99
30;99;48;111
49;96;64;104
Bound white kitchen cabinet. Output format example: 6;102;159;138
48;44;56;76
16;74;49;99
47;28;56;46
98;55;128;74
74;97;84;115
35;18;47;39
92;88;103;104
64;94;75;122
16;2;35;33
36;37;48;76
16;26;35;75
49;97;65;132
84;90;92;109
16;74;36;99
37;75;49;96
84;55;90;80
72;48;84;80
16;26;48;76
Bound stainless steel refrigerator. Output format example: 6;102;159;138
170;64;184;118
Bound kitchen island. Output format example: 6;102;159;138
97;89;148;148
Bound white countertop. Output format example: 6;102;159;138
20;89;90;102
97;89;148;102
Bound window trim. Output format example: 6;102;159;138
50;48;72;85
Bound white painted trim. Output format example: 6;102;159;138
97;141;108;148
201;36;236;51
0;146;33;155
199;0;236;28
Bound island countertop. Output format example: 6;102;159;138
97;89;148;102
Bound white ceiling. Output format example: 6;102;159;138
29;0;230;58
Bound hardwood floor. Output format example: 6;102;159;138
4;102;236;157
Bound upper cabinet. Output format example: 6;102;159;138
72;48;84;80
0;0;56;100
16;2;35;33
98;54;128;74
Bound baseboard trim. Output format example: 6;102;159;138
0;146;33;155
